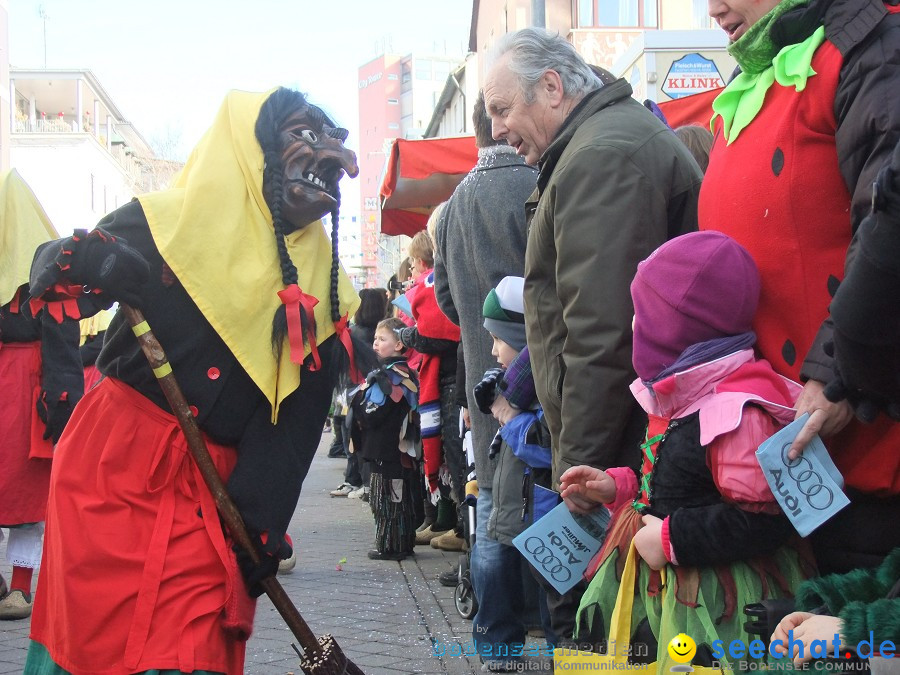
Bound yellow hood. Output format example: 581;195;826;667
137;89;359;420
0;169;59;305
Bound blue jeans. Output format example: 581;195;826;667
471;486;556;662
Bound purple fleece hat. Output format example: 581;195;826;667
631;231;760;381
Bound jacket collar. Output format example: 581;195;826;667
631;349;757;419
475;145;531;172
537;79;634;192
630;349;802;445
771;0;888;55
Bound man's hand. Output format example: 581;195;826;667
634;514;667;570
787;379;854;459
559;465;616;513
490;395;521;426
461;407;471;429
771;613;843;665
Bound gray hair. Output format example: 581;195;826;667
491;28;602;103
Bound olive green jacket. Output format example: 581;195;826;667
524;80;703;486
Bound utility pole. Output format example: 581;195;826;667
38;5;49;68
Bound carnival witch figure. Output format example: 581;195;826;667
0;169;83;621
25;87;368;674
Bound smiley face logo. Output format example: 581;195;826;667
667;633;697;664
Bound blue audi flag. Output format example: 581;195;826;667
756;413;850;537
513;501;610;595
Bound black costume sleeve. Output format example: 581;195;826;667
828;140;900;412
800;6;900;383
397;325;457;354
668;503;795;567
39;305;84;407
0;287;40;342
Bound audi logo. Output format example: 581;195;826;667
779;443;835;510
524;537;572;582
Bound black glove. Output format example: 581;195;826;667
71;229;151;307
32;229;151;308
823;340;900;423
233;535;292;598
36;392;75;443
473;367;504;415
397;326;415;350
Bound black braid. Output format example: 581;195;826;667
329;192;341;324
256;88;315;359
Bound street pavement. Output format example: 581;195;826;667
0;432;552;674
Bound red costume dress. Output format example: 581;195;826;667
700;0;900;572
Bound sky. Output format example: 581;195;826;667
9;0;473;216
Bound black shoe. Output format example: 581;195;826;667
367;549;407;561
439;567;459;587
327;448;348;458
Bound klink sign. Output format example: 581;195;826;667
661;53;724;99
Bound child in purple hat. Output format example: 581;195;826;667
559;231;813;671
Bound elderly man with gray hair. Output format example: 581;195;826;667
483;28;702;645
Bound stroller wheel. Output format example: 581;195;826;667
455;580;478;620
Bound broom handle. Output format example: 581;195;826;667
121;305;322;657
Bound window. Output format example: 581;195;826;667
387;73;399;80
577;0;593;25
415;59;432;80
575;0;658;27
692;0;713;28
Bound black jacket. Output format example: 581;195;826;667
30;200;334;555
646;413;795;567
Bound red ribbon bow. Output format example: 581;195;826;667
334;314;362;384
277;284;320;370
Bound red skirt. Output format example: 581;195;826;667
30;377;254;675
83;363;103;392
0;341;53;525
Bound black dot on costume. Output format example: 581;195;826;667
827;274;840;297
782;339;797;366
772;148;785;176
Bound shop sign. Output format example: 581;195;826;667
661;53;724;99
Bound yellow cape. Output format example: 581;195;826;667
0;169;59;306
137;89;359;420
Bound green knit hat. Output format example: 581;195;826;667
483;276;527;351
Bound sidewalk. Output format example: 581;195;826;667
0;433;551;674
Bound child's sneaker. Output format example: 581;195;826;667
329;483;357;497
348;486;369;500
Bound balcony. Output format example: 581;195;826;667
11;69;155;190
